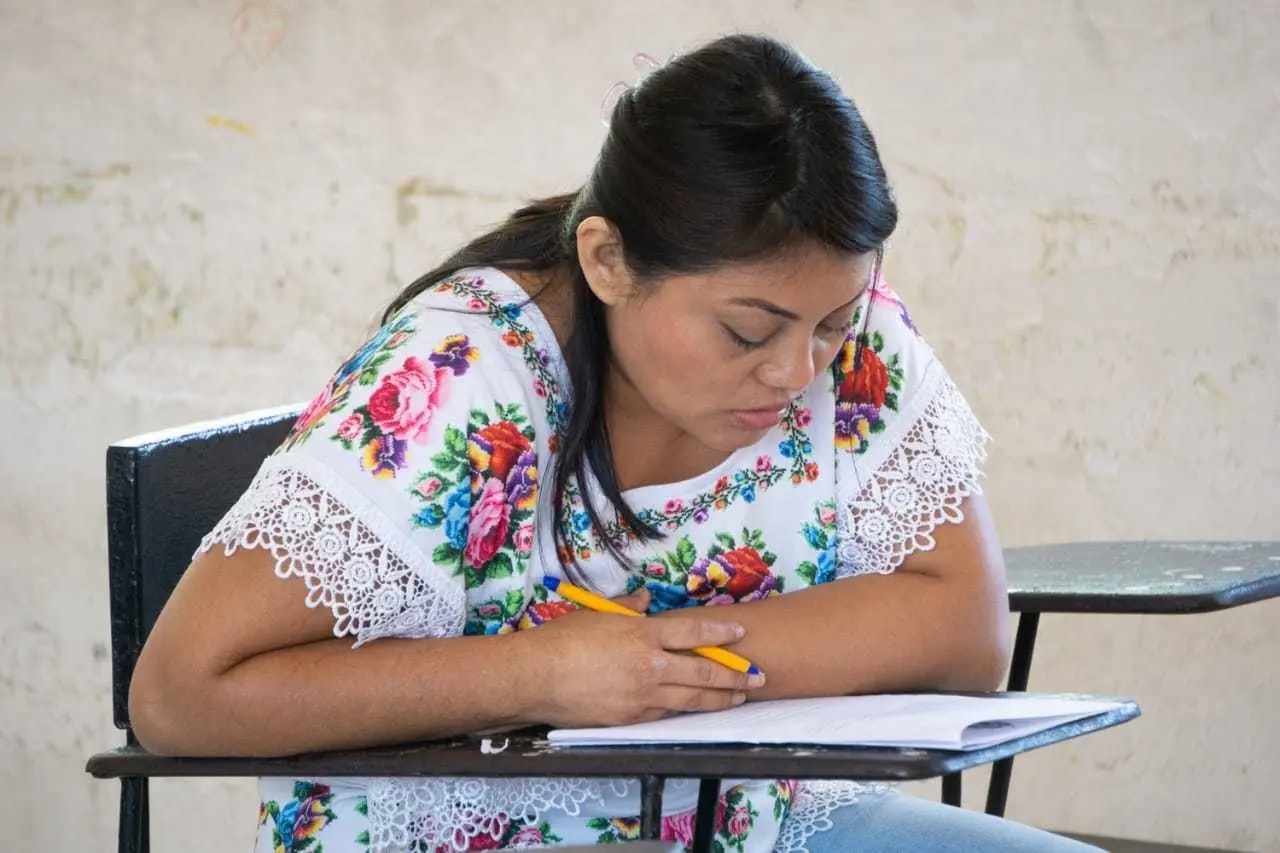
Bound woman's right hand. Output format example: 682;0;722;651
513;588;766;728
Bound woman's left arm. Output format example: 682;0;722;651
658;492;1010;700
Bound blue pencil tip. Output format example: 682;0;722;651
747;664;761;675
543;575;560;591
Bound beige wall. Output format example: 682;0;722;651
2;1;1277;850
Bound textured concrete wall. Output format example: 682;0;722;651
1;1;1277;850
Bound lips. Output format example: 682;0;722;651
731;406;787;430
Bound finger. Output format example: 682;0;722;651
610;587;651;613
653;617;745;651
653;685;748;714
658;654;763;692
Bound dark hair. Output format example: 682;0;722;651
385;34;897;579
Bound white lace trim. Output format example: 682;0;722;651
776;780;894;853
836;366;990;577
366;777;629;852
196;454;467;645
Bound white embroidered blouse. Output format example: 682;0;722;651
200;267;990;852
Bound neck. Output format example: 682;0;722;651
603;365;729;491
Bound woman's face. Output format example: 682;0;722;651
588;235;875;453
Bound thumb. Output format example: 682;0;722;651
611;586;651;614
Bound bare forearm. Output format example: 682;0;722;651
133;632;537;757
665;570;1010;700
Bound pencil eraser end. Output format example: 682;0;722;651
747;664;761;676
543;575;561;591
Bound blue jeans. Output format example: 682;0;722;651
804;790;1103;852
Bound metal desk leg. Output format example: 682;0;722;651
639;775;665;840
691;778;721;853
941;772;962;807
985;611;1041;817
119;776;150;853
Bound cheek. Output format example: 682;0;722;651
612;312;728;392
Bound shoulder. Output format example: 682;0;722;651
280;268;567;458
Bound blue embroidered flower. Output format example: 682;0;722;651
572;511;591;533
778;439;797;459
645;581;693;613
443;481;471;550
815;547;837;584
741;485;757;503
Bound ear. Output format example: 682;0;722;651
575;215;634;306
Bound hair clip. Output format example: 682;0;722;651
599;52;670;128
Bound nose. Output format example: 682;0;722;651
757;335;819;394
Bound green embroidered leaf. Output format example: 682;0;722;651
884;391;900;410
871;420;887;435
796;561;817;586
355;797;369;817
432;542;460;565
714;532;737;550
355;830;370;846
762;550;777;567
871;330;885;350
674;537;697;572
444;425;468;457
471;408;491;426
503;588;526;615
483;551;515;581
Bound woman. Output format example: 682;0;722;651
129;34;1099;853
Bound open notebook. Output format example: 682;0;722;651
547;694;1127;751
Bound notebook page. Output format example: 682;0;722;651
547;694;1125;750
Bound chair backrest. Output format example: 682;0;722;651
106;404;303;730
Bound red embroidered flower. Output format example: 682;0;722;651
470;420;532;481
841;347;889;408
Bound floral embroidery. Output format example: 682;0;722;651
429;274;570;449
767;780;796;822
795;502;839;586
587;816;641;845
260;781;338;852
409;402;539;601
329;335;479;478
625;529;783;613
586;786;756;852
832;328;905;454
282;313;416;450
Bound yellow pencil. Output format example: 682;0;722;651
542;575;761;675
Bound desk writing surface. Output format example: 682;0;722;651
1005;541;1280;614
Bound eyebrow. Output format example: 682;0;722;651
728;292;865;322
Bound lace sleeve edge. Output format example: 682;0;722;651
196;454;468;645
835;367;991;578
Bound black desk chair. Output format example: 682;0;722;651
90;406;1139;853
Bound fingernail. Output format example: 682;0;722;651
730;624;746;639
733;692;747;705
747;674;766;688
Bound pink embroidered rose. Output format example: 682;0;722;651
467;297;487;311
416;476;443;500
795;407;813;428
645;561;666;577
727;804;752;838
755;455;771;473
507;825;544;846
366;356;449;442
818;506;837;527
464;477;511;569
514;523;534;554
660;810;696;847
295;383;337;432
337;413;363;441
663;498;685;514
